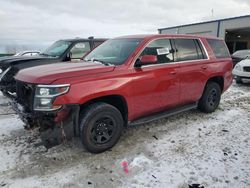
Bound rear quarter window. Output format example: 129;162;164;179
174;39;207;62
207;39;230;58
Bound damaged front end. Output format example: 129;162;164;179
11;81;80;148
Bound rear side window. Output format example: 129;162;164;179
175;39;206;61
195;40;208;59
207;39;230;58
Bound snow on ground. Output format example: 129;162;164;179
0;82;249;188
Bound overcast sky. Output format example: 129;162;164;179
0;0;250;51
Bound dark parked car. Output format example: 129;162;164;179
0;37;106;95
231;49;250;67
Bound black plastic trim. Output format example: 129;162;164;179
129;102;197;126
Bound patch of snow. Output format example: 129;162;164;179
0;83;249;188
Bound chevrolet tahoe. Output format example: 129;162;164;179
12;34;233;153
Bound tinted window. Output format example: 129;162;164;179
93;41;104;48
140;39;174;64
70;42;90;59
195;40;207;59
175;39;200;61
84;39;142;65
207;39;230;58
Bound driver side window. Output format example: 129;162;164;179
140;39;174;64
70;42;91;59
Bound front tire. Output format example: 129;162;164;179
198;82;221;113
79;103;123;153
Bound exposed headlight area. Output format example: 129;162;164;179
34;84;70;111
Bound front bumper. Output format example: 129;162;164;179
11;99;80;148
232;69;250;79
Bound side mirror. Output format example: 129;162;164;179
65;52;72;61
135;55;157;67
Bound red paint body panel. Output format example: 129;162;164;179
15;34;233;122
15;62;115;84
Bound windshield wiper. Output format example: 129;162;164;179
85;59;112;66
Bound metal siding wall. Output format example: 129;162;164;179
160;22;218;37
219;17;250;38
160;28;180;34
159;16;250;39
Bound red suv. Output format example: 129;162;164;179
12;34;233;153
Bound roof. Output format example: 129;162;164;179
158;15;250;31
62;38;108;42
115;34;219;40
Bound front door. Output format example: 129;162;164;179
131;38;180;120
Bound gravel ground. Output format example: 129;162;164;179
0;81;249;188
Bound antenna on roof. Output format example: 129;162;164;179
88;36;94;40
211;9;214;19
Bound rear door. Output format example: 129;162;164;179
131;38;180;119
174;38;209;104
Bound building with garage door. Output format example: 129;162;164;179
158;15;250;54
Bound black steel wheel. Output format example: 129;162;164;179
207;88;218;108
91;117;116;145
198;82;221;113
79;103;123;153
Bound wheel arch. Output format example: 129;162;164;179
79;94;129;124
206;76;224;92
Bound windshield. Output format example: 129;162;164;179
232;50;250;58
41;40;71;57
84;38;142;65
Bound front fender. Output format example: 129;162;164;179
53;78;132;107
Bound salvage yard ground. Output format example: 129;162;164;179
0;82;249;188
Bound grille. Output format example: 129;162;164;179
16;81;34;111
243;66;250;72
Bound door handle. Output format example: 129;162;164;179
201;66;207;70
170;71;177;75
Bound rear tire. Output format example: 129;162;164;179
235;76;243;84
79;103;123;153
198;82;221;113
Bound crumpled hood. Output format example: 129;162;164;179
238;59;250;67
15;61;115;84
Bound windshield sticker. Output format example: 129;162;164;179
157;48;170;55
